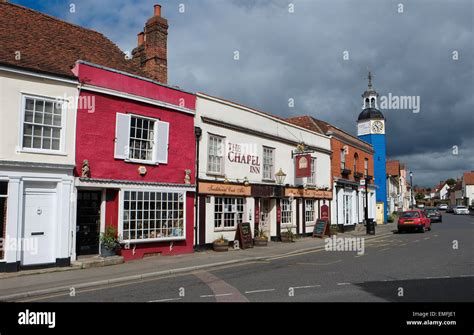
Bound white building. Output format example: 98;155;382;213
195;93;332;245
462;172;474;208
0;66;78;271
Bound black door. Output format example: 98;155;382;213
76;191;101;256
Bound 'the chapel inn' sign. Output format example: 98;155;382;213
295;154;312;178
227;142;261;174
199;182;251;196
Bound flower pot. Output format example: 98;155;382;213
213;240;229;252
254;238;268;247
280;234;293;243
100;245;116;257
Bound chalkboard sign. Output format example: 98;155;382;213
312;219;330;238
235;222;254;249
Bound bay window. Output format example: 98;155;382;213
122;190;185;242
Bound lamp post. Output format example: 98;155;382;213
410;171;413;209
275;168;287;185
194;126;202;250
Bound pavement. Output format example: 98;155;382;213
0;222;396;301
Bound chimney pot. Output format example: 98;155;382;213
137;32;145;46
154;4;161;17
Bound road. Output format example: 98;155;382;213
22;213;474;302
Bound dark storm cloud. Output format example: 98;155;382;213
15;0;473;187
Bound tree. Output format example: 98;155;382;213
446;178;456;186
415;192;425;201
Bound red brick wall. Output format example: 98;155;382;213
331;138;374;184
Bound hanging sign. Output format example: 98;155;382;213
295;154;312;178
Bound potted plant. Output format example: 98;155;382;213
213;234;229;252
280;226;295;243
254;228;268;247
330;224;339;236
100;226;121;257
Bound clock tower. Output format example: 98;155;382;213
357;72;387;223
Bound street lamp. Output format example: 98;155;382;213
409;171;414;209
275;168;287;185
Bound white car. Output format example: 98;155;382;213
438;204;448;210
453;206;470;215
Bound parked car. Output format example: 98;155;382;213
446;205;455;213
424;208;442;222
417;203;425;209
437;204;448;211
398;210;431;233
453;206;470;215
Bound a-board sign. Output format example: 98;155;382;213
235;222;254;249
312;219;330;238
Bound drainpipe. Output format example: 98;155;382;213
194;127;202;250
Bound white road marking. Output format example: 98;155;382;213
293;285;321;289
337;282;351;286
412;240;420;243
459;274;474;277
424;237;430;240
245;289;276;294
148;298;182;302
380;248;391;251
200;293;233;298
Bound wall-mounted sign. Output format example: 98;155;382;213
285;188;332;199
320;204;329;219
199;182;251;196
295;154;312;178
227;142;261;174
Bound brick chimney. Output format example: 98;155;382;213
132;4;168;84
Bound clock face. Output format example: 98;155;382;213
372;121;384;134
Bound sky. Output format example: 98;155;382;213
12;0;474;187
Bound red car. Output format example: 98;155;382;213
398;210;432;233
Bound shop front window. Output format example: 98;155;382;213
0;182;7;260
214;197;244;230
281;199;292;225
122;190;185;241
305;200;315;224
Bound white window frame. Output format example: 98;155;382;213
305;199;316;225
364;158;369;177
0;180;7;261
18;93;67;155
214;197;245;231
262;146;275;181
207;134;225;175
119;188;186;244
281;198;293;226
128;115;156;163
340;149;346;170
307;157;317;185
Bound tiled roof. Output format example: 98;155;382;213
287;115;373;152
386;160;400;176
0;2;143;78
464;172;474;185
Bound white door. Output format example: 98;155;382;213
22;191;56;265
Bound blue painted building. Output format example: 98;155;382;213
356;73;387;223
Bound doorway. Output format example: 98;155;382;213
22;186;56;266
260;199;272;238
76;191;101;256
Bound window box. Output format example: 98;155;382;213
341;168;352;176
354;172;364;179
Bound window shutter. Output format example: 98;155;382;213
114;113;130;159
154;120;169;164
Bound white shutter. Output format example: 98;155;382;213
154;120;169;164
114;113;130;160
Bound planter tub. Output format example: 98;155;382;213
254;238;268;247
213;241;229;252
100;245;117;257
